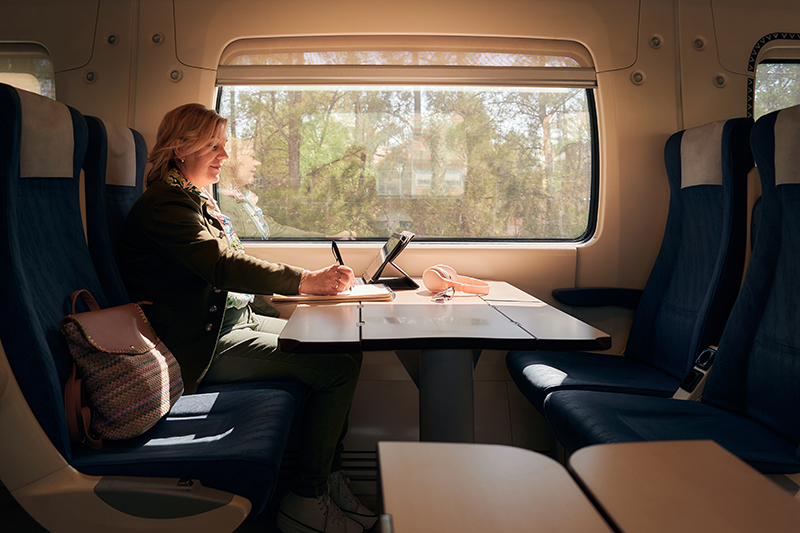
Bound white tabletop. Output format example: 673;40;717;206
278;280;610;352
568;440;800;533
379;441;614;533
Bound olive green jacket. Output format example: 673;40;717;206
118;181;304;393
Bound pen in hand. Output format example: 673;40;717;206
331;240;345;266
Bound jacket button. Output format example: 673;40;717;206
204;323;213;332
214;288;221;293
209;305;218;312
219;231;225;238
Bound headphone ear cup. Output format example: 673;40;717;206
423;264;489;295
423;266;452;292
423;265;465;292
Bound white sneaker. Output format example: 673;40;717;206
328;470;378;530
278;489;365;533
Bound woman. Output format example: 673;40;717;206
119;103;374;533
219;137;354;239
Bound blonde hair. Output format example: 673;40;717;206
146;103;228;185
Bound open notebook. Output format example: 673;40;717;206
271;283;395;304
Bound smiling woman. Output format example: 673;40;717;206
117;102;371;533
144;103;229;187
176;133;229;189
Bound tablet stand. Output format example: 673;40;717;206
375;261;419;290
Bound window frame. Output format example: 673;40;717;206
214;36;600;244
746;34;800;119
0;42;56;99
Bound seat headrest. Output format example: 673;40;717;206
774;104;800;185
680;119;725;188
17;88;73;179
104;121;137;187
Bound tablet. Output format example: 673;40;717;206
362;230;415;285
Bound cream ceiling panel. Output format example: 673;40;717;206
0;0;98;72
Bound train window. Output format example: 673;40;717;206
216;36;597;241
754;61;800;120
0;43;55;99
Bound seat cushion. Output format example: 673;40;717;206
506;350;680;412
543;390;800;474
199;380;308;453
72;387;300;515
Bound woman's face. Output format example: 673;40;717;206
179;134;229;189
233;150;262;187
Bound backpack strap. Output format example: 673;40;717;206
70;289;101;314
63;363;102;449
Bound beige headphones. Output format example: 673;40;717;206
422;264;490;295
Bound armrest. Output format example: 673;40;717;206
551;288;643;310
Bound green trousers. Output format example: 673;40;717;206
202;305;362;498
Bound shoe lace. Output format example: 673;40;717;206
317;488;346;529
330;470;356;506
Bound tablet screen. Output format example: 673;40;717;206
362;231;414;283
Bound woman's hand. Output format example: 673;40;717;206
299;264;356;295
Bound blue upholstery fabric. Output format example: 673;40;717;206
542;107;800;474
506;118;752;412
72;387;299;515
0;83;97;460
83;116;147;306
0;88;302;516
506;351;681;410
705;109;800;444
542;390;799;474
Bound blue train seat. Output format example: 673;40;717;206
506;117;753;413
82;115;148;307
0;84;300;531
542;106;800;475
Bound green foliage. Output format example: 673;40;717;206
754;63;800;120
219;84;593;240
254;146;379;237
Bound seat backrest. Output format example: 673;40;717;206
625;117;753;379
83;115;146;306
703;105;800;448
0;83;109;461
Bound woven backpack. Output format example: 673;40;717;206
60;290;183;448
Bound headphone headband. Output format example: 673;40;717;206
422;264;490;295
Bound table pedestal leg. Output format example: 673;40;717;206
418;349;476;442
